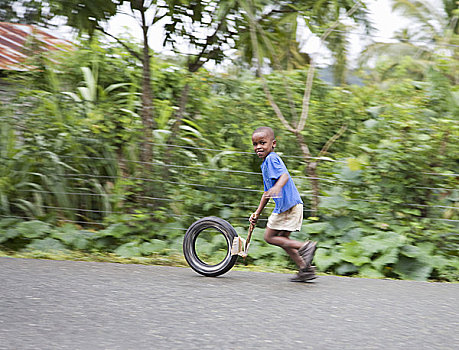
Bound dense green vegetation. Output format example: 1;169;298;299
0;0;458;281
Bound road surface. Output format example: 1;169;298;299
1;257;458;349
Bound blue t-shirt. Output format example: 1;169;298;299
261;152;303;214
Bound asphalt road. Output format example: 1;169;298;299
1;257;458;350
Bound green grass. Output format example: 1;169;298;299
2;249;455;282
0;248;298;275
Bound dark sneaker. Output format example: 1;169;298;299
302;265;316;273
290;271;317;282
299;241;317;267
289;265;317;282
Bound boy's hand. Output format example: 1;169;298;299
249;213;259;224
264;186;282;199
264;173;288;199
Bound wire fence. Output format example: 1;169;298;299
18;166;459;207
1;141;458;233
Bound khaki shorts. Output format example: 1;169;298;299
267;204;303;232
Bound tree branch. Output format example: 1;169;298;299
254;19;299;123
245;1;295;132
96;27;142;61
260;78;296;133
188;7;231;72
296;62;316;132
296;1;363;132
318;124;348;158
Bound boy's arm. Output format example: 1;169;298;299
265;173;289;199
249;173;289;224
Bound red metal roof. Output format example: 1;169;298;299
0;22;72;71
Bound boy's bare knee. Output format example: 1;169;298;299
264;233;274;245
264;229;279;246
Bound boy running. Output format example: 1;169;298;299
249;126;317;282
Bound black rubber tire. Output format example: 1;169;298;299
183;216;238;277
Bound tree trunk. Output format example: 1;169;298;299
306;161;320;217
163;81;190;178
294;132;320;216
169;82;190;146
139;6;155;170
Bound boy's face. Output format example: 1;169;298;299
252;131;276;159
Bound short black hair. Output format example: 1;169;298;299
252;126;275;139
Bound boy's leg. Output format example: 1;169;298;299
299;241;317;267
264;227;305;269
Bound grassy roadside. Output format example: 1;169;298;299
2;249;456;283
0;249;296;275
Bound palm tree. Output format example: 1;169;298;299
360;0;458;83
237;0;371;85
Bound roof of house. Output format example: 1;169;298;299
0;22;72;71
